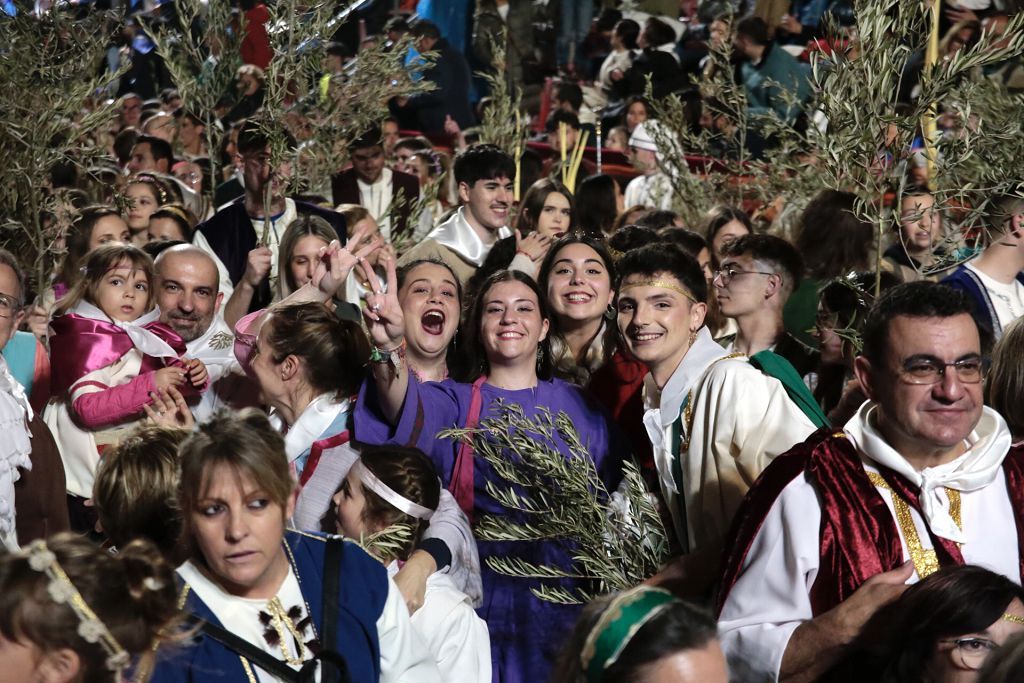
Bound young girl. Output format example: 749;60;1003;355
0;533;180;683
43;244;207;531
333;446;491;683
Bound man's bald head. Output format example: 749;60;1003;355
155;245;222;342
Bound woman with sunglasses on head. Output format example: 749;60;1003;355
355;259;627;683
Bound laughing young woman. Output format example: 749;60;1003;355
355;262;626;683
396;259;462;383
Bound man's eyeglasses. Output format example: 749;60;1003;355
899;357;987;385
0;292;22;318
713;266;775;286
940;636;998;671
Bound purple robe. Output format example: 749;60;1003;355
355;376;626;683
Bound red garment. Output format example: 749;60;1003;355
588;349;651;469
715;430;1024;616
241;4;272;69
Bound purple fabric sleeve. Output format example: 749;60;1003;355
354;375;464;447
71;372;158;428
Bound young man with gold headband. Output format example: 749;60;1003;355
615;243;817;595
717;282;1024;682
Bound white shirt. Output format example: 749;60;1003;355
718;405;1020;681
179;555;441;683
966;262;1024;331
193;198;298;300
183;313;245;423
357;168;395;242
624;171;673;210
386;563;491;683
0;356;31;549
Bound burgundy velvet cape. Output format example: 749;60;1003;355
715;428;1024;617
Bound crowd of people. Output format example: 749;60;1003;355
3;1;1024;682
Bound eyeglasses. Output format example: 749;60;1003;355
898;357;987;385
712;266;775;286
0;292;22;317
940;636;998;671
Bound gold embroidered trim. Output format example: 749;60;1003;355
867;471;962;578
679;353;747;452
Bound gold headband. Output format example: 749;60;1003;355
619;280;698;304
1003;613;1024;625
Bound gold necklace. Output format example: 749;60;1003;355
867;471;962;578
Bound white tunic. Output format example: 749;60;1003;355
386;563;491;683
183;313;248;423
642;328;817;553
718;405;1020;682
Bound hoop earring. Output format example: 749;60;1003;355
604;304;615;321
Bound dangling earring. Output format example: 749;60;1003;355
536;344;546;368
604;304;615;321
688;329;698;347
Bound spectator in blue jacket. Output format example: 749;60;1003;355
396;21;474;136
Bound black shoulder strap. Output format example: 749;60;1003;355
187;615;302;683
319;537;351;683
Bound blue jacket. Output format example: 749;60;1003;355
151;530;389;682
942;265;1024;341
740;43;812;124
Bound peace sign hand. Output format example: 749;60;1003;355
312;224;382;298
361;256;404;349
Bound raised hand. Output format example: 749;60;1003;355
312;224;382;298
361;256;403;349
242;246;273;288
515;229;553;262
144;386;195;430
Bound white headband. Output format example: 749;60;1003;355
352;460;435;521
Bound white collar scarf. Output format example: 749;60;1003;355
426;207;511;267
0;355;32;547
844;402;1012;543
71;301;180;361
643;327;729;429
272;393;351;463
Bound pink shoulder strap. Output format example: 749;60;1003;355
450;376;487;519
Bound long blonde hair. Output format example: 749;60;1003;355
276;214;338;298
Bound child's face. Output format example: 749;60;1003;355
95;261;150;322
333;471;370;539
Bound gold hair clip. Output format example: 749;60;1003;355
25;540;130;672
619;279;698;303
1003;612;1024;625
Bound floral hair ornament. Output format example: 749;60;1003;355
24;539;131;672
351;459;435;520
579;586;679;682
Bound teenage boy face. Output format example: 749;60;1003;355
459;175;513;234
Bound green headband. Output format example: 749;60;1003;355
580;587;679;682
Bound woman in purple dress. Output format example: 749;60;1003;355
355;260;625;683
